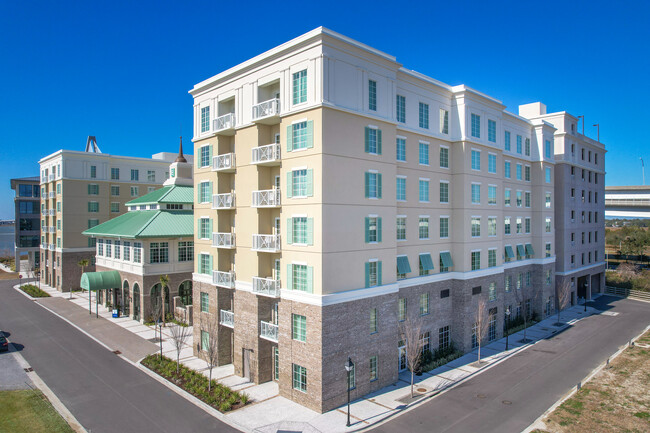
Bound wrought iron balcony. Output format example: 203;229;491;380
252;98;281;124
252;234;281;252
212;232;235;249
251;143;281;166
212;193;235;210
213;270;235;288
252;277;281;297
260;321;278;342
251;189;281;208
213;113;236;135
220;310;234;328
212;153;236;172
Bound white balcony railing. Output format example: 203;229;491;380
212;232;235;249
49;226;56;233
214;113;236;132
252;277;281;297
220;310;234;328
252;189;281;208
49;243;56;250
49;174;55;181
49;209;56;216
212;153;236;172
48;191;56;198
251;143;281;165
212;193;235;209
252;98;280;121
260;321;279;342
252;234;281;252
41;209;47;216
213;270;235;288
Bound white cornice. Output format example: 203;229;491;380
556;261;606;276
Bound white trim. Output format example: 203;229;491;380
440;214;450;219
367;124;379;130
396;175;407;179
419;214;430;218
555;261;605;276
291;118;309;125
368;169;379;174
440;179;450;184
292;166;308;171
292;214;308;218
368;214;378;218
419;140;430;145
396;135;407;140
396;214;407;218
292;260;308;266
281;283;400;307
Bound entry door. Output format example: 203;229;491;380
398;344;407;372
243;349;251;380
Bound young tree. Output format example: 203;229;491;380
513;276;542;343
150;299;164;359
398;317;424;398
159;274;170;327
473;298;490;364
169;324;192;374
200;312;220;392
555;279;571;326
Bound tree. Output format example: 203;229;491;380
151;299;164;359
398;318;424;398
200;313;220;392
473;298;490;364
77;258;90;300
555;279;571;326
513;275;542;344
159;274;170;328
169;324;192;374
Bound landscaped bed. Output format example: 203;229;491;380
19;284;50;298
141;354;248;412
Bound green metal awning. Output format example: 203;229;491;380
419;253;434;271
80;271;121;291
525;243;535;256
505;245;515;259
396;255;412;274
516;244;526;258
440;252;453;268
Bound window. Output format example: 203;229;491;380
504;161;511;178
525;218;531;233
545;167;552;183
366;260;381;288
516;164;522;180
488;282;497;301
488;186;497;205
471;184;480;204
292;264;310;292
90;165;97;178
440;217;449;238
419;254;434;276
505;217;511;235
396;138;406;161
471;150;481;170
505;275;511;291
471;113;480;138
545;217;552;233
131;169;139;181
292;70;307;104
365;217;380;243
439;326;450;350
200;292;209;312
546;270;552;285
420;332;430;354
440;146;449;168
200;106;210;133
396;217;406;240
525;191;531;208
130;186;139;197
471;251;480;270
440;109;449;134
516;135;522;154
546;243;552;258
123;241;130;261
419;293;430;315
292;314;306;342
111;185;120;196
147;170;155;182
199;218;211;239
419;179;429;202
440;252;452;273
105;240;112;258
396;95;406;123
488;249;497;268
488;119;496;142
516;191;522;207
472;286;481;295
396;177;406;201
292;121;313;150
88;201;99;213
488;217;497;236
88;184;99;195
370;308;377;334
419;103;429;129
57;184;61;194
546;193;552;208
368;80;377;111
369;356;378;381
504;131;511;151
110;202;119;213
149;242;169;263
398;298;407;321
133;242;142;263
365;172;382;199
545;139;552;158
516;217;522;234
419;217;429;239
292;364;307;392
505;189;511;206
201;330;209;351
419;142;429;165
488;154;497;173
200;145;211;167
471;217;481;237
488;309;497;341
292;169;311;197
111;167;119;180
178;241;193;262
440;182;449;203
525;166;531;182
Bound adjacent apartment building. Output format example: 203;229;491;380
189;27;605;413
10;176;41;270
39;137;192;292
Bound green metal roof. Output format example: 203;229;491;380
125;185;193;206
82;210;193;239
80;271;121;291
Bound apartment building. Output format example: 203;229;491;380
39;137;193;292
189;27;603;413
10;176;41;270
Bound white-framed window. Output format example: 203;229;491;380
546;242;552;258
396;138;406;162
88;184;99;195
488;119;496;143
201;106;210;133
525;138;531;156
149;242;169;263
488;154;497;173
488;281;497;300
293;169;308;197
111;167;120;180
365;171;381;199
110;185;120;196
131;169;139;181
292;121;310;150
368;80;377;111
419;102;429;129
525;191;531;208
471;251;481;270
516;217;522;234
516;135;522;153
178;241;193;262
365;216;379;243
505;189;511;206
440;146;449;168
396;177;406;201
292;314;307;342
147;170;155;182
419;179;429;202
369;356;378;381
440;181;449;203
370;308;378;333
110;202;119;213
419;142;429;165
292;364;307;392
471;113;480;138
545;217;552;233
545;139;552;158
516;164;522;180
440;217;449;238
471;217;481;237
199;181;211;203
504;131;511;151
488;250;497;268
398;298;407;321
366;260;380;288
88;201;99;213
516;191;523;207
488;217;497;236
396;95;406;123
545;192;552;208
292;70;307;105
419;217;429;239
545;167;552;183
130;186;139;197
200;145;211;167
396;216;406;240
525;165;531;182
504;161;511;178
488;186;497;205
471;150;481;170
440;109;449;134
471;183;481;204
199;218;211;239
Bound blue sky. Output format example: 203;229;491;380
1;0;649;219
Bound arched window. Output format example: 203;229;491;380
150;283;170;318
132;283;141;321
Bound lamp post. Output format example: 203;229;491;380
158;318;164;360
344;357;354;427
505;307;511;351
584;296;588;312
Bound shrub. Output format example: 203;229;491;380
20;284;50;298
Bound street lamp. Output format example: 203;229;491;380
584;296;588;312
158;318;164;360
505;307;511;351
344;357;354;427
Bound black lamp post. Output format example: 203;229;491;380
345;357;354;427
505;307;511;351
584;296;587;312
158;318;163;359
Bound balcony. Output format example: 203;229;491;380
220;310;234;328
212;153;236;172
213;270;235;288
260;321;279;342
49;174;55;182
212;232;235;249
212;193;235;210
41;209;47;216
48;209;56;216
49;226;56;233
252;234;281;253
48;191;56;198
251;143;281;166
213;113;236;135
252;277;281;297
252;98;281;124
252;189;281;208
49;243;56;250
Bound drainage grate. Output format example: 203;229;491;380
24;367;33;373
502;400;512;405
113;350;122;355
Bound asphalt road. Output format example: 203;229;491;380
372;295;650;433
0;279;239;433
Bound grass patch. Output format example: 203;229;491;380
0;389;74;433
634;411;649;419
141;354;248;412
19;284;50;298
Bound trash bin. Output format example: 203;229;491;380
112;309;119;318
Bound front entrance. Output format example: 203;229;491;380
577;275;588;300
133;284;141;321
398;341;407;372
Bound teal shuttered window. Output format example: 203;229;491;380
364;127;382;154
364;217;382;243
419;254;434;272
396;256;412;275
364;172;382;199
365;261;382;288
286;121;314;152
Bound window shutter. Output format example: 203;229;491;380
286;264;293;290
208;219;213;238
377;261;382;285
307;218;314;245
286;218;293;244
209;255;213;274
377;129;382;155
364;127;370;153
364;172;370;198
377;217;382;242
197;149;201;168
377;173;383;198
198;255;203;274
307;266;313;293
197;185;201;202
306;169;313;196
306;121;314;149
365;217;370;243
208;181;213;200
197;219;202;239
286;125;293;152
87;202;91;212
365;262;370;288
286;172;293;198
87;184;91;194
208;145;213;164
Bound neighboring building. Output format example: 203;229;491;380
605;186;650;219
10;176;41;270
189;27;604;413
39;136;193;292
82;145;194;322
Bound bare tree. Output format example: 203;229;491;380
513;277;542;343
555;279;571;326
474;298;490;364
151;298;164;359
398;317;424;398
159;274;170;327
200;313;220;392
169;324;192;374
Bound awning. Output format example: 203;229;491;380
440;252;454;268
505;245;515;259
419;254;434;271
80;271;121;291
525;243;535;256
516;244;526;258
396;256;412;274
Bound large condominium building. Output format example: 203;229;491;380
39;138;193;292
189;28;605;413
10;176;41;270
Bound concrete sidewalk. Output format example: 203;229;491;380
18;282;602;433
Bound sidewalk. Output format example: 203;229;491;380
18;282;602;433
